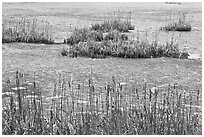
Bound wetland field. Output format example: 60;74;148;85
2;2;202;135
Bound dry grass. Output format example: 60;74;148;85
2;3;202;56
66;29;188;59
2;16;54;44
2;42;202;135
2;70;202;135
90;20;134;33
160;12;192;31
2;2;202;135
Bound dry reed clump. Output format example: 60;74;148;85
64;21;188;59
2;16;55;44
2;71;202;135
66;28;104;45
160;12;191;31
90;20;135;33
65;19;133;45
66;33;187;59
104;30;128;41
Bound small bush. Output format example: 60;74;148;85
161;23;191;31
104;30;128;41
66;27;129;46
68;38;183;59
61;47;69;56
90;20;134;33
179;51;189;59
69;41;107;58
66;28;89;45
89;30;103;41
2;17;55;44
161;12;191;31
65;20;187;59
66;20;133;46
66;28;103;45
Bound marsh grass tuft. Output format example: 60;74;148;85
90;20;135;33
160;12;192;31
2;16;55;44
66;28;103;45
65;20;188;59
66;32;184;59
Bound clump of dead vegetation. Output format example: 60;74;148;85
68;38;182;59
90;20;135;33
2;16;55;44
63;13;189;59
64;24;188;59
2;71;202;135
160;12;192;31
65;28;104;45
65;20;132;46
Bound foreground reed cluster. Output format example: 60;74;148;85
2;71;202;135
2;16;55;44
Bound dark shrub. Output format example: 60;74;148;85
61;47;69;56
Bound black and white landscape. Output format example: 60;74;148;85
2;2;202;135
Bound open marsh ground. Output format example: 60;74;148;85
3;2;202;57
2;2;202;135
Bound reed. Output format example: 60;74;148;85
90;20;134;33
67;36;183;59
64;23;188;59
2;71;202;135
160;12;192;31
2;16;55;44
